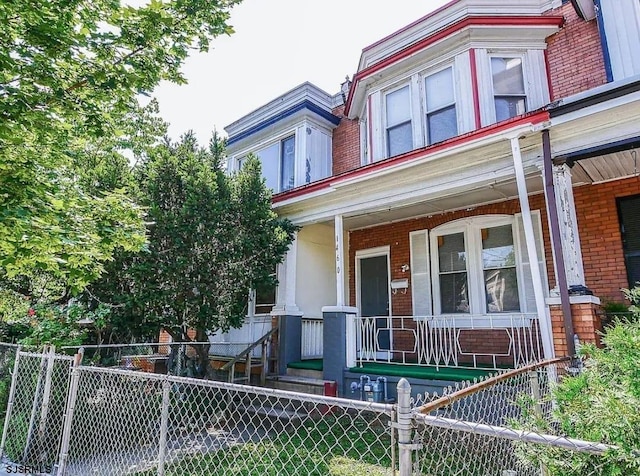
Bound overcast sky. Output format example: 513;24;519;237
150;0;451;143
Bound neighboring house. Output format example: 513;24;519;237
223;0;640;397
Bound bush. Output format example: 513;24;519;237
516;300;640;474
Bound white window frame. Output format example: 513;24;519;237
383;83;414;158
422;64;458;146
429;215;528;318
488;54;529;123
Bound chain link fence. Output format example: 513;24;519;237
0;344;637;475
408;359;625;476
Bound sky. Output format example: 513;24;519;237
150;0;451;143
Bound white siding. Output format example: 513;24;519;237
455;51;477;134
600;0;640;81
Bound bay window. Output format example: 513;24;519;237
437;232;469;313
425;66;458;145
385;85;413;157
491;57;527;122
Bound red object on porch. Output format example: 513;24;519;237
324;381;337;397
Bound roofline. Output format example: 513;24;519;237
345;15;564;115
549;76;640;117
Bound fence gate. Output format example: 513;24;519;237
0;346;75;472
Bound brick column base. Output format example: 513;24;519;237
549;296;603;356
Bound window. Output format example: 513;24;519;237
437;232;469;313
419;214;547;318
385;85;413;157
618;195;640;287
482;225;520;312
491;57;527;122
253;135;296;193
425;67;457;144
254;281;276;315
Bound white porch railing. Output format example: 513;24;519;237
355;314;543;370
301;317;323;360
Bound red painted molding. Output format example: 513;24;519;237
543;48;555;101
469;48;482;129
272;110;550;204
345;15;565;115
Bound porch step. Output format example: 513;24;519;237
286;367;324;379
265;375;331;396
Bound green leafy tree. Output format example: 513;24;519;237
84;134;297;372
0;0;241;292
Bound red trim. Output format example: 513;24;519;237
272;110;550;204
469;48;482;129
345;15;565;115
362;0;461;53
543;48;555;101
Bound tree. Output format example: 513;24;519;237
84;133;297;372
0;0;241;292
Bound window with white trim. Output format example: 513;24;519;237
409;214;547;318
385;85;413;157
491;57;527;122
424;66;458;145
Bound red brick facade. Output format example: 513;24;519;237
550;302;604;354
574;175;640;302
331;104;361;175
544;2;608;101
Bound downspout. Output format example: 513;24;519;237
542;130;577;357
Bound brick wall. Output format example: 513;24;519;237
331;104;361;175
545;2;608;100
574;175;640;302
550;302;603;354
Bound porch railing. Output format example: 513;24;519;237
301;317;323;359
355;314;543;370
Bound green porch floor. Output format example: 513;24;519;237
287;359;500;382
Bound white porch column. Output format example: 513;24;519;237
553;164;586;287
335;214;346;307
272;233;301;315
510;136;555;361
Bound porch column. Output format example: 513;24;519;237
272;234;303;375
335;214;346;307
510;136;555;361
322;306;358;396
552;164;587;288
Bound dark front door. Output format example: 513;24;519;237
360;255;390;351
619;195;640;287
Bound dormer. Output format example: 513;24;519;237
225;82;341;194
344;0;564;164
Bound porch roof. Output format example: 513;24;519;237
273;112;548;229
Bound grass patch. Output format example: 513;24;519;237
156;412;393;475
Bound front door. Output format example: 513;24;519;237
359;254;390;353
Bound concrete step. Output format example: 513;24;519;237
265;375;332;396
286;367;324;379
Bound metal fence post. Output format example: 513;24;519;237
0;345;22;457
37;346;57;445
157;379;171;476
397;378;414;476
57;349;84;476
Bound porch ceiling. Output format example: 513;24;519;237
569;148;640;185
343;174;543;230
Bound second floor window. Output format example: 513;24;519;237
491;57;527;122
250;135;296;193
425;66;457;145
385;85;413;157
